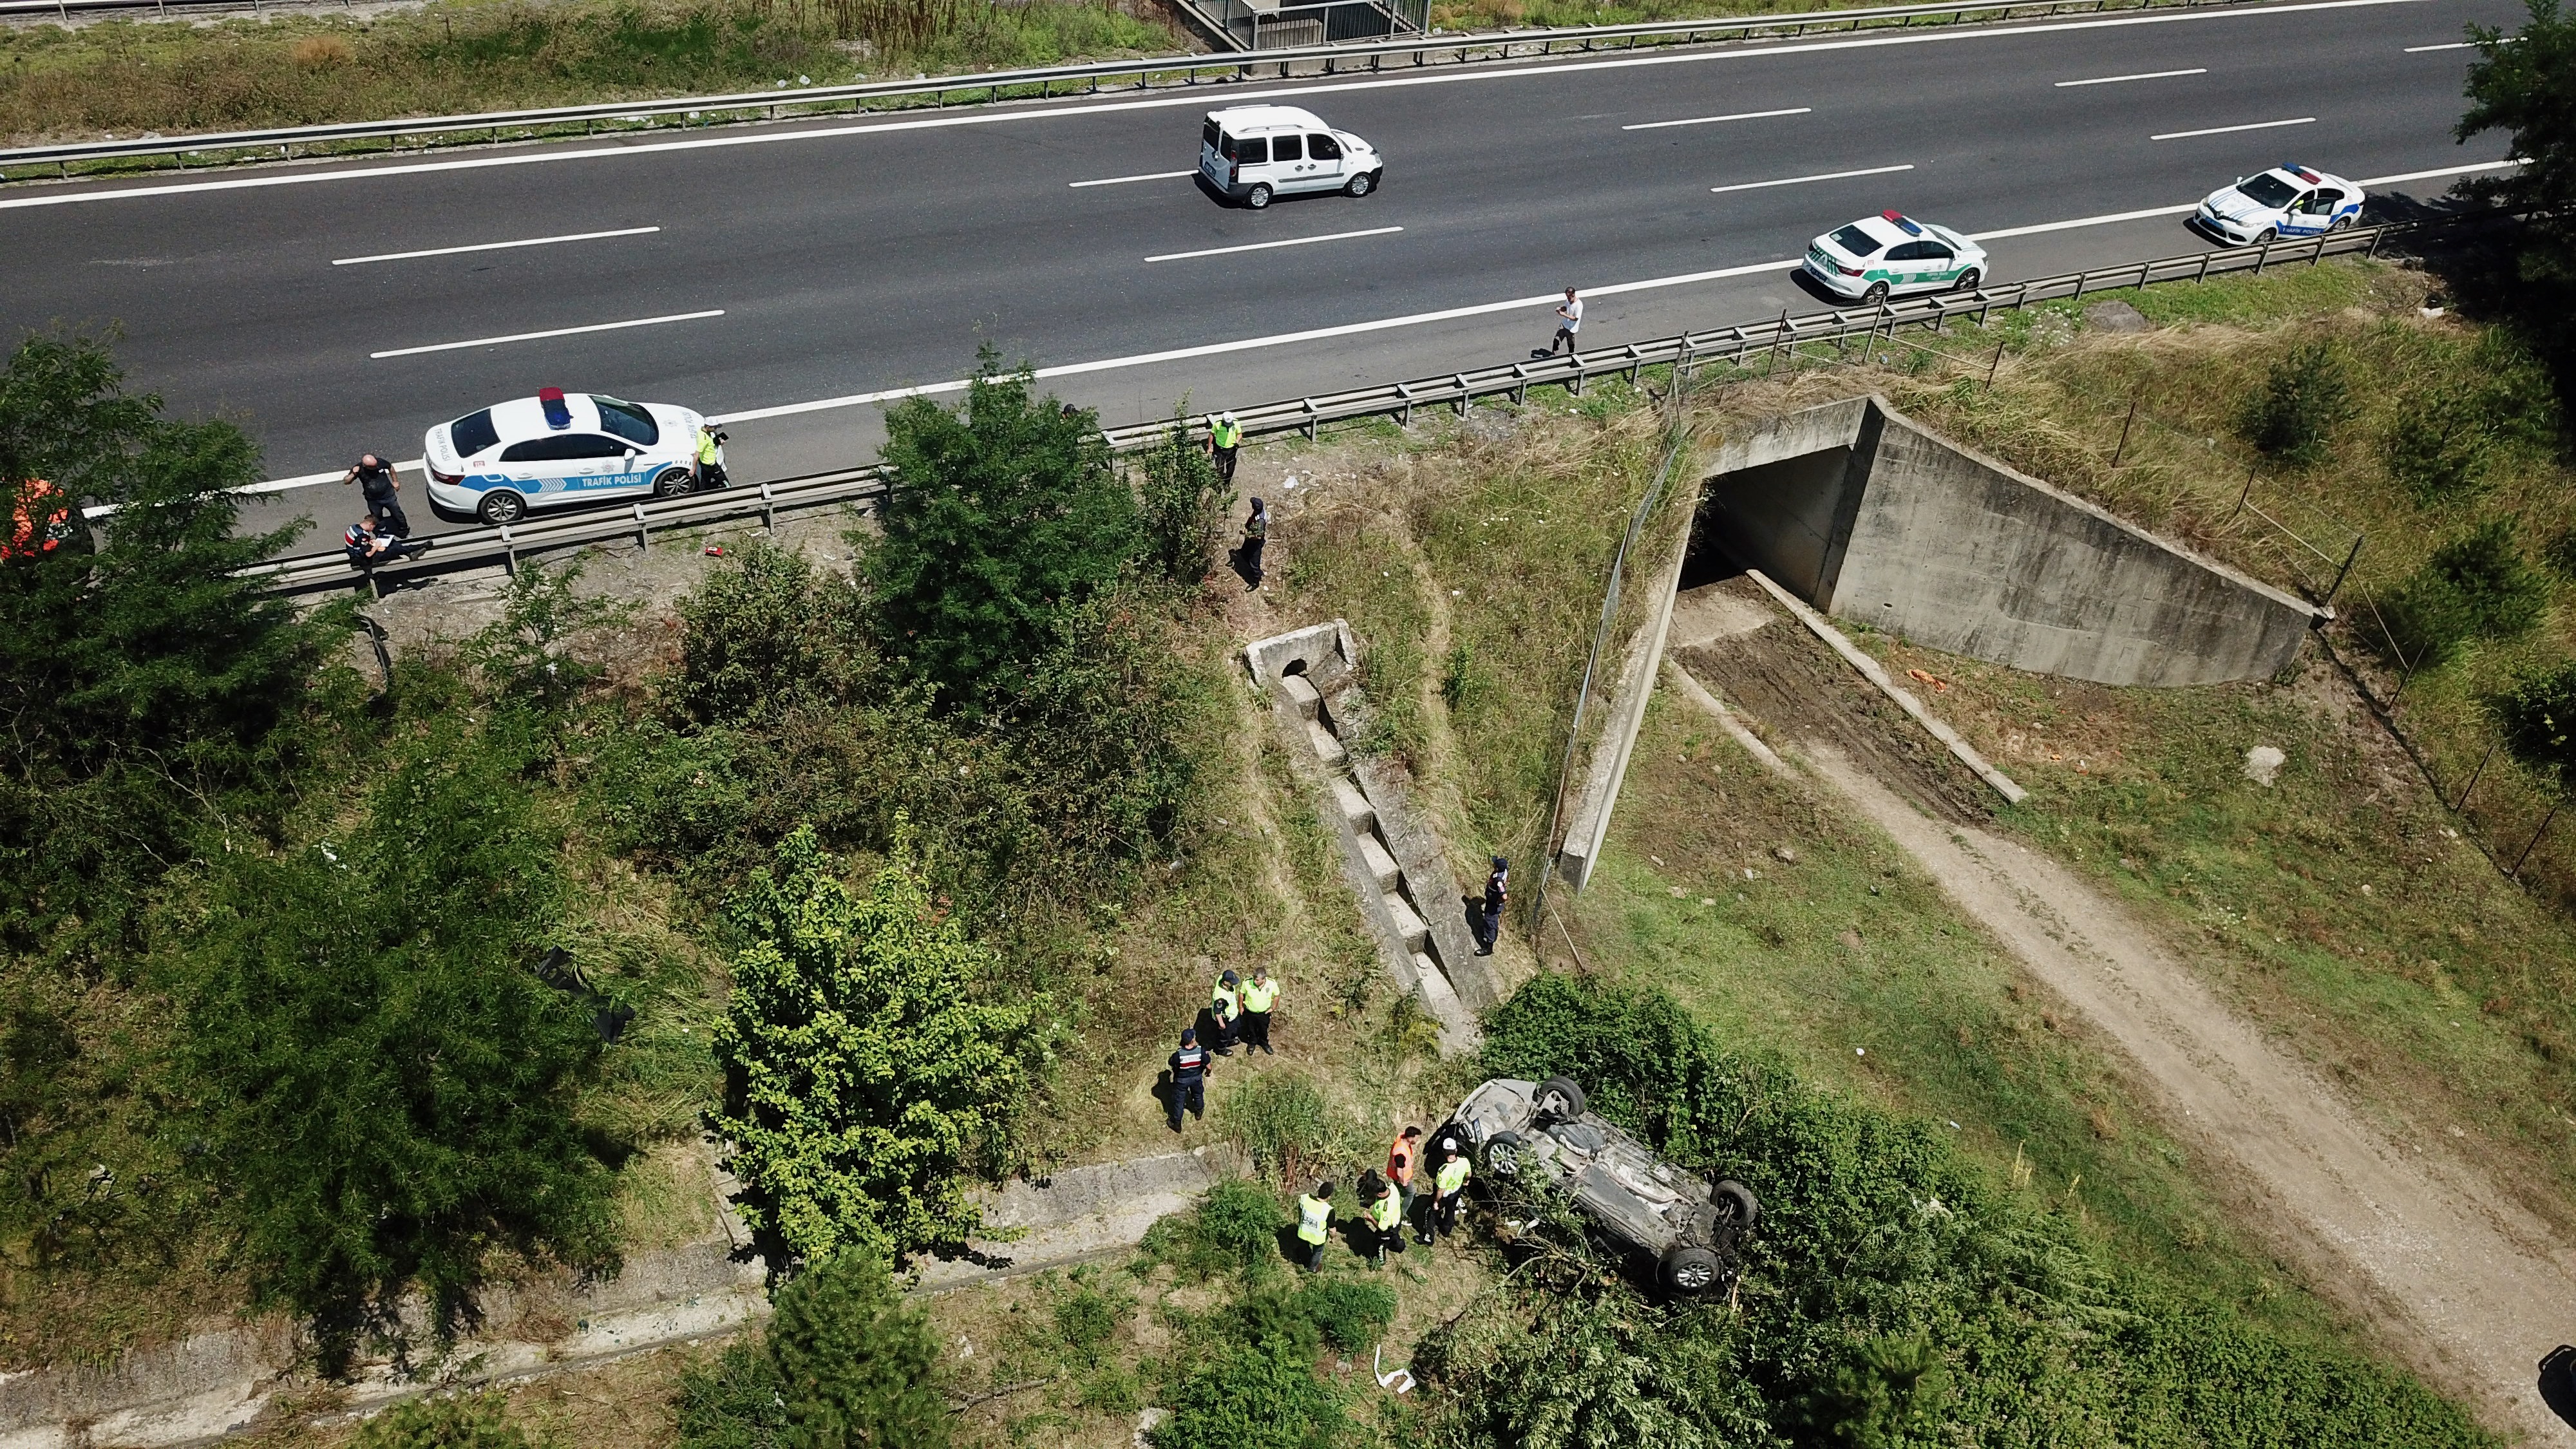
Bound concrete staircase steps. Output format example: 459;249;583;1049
1278;671;1324;720
1356;834;1402;892
1331;777;1376;833
1383;891;1429;952
1412;952;1473;1046
1305;718;1347;766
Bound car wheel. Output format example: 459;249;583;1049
652;467;695;500
1709;1178;1760;1235
1246;184;1273;210
1660;1243;1723;1294
1484;1130;1526;1179
476;489;527;526
1345;171;1376;198
1861;281;1890;307
2328;214;2354;232
2254;227;2277;245
1953;267;1982;292
1535;1077;1586;1123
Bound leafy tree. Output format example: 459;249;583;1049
2379;516;2553;667
2240;339;2353;467
1135;417;1234;585
2456;0;2576;409
764;1250;950;1449
175;721;618;1371
459;560;632;710
713;827;1041;1265
867;350;1137;708
2492;659;2576;791
0;331;326;943
354;1392;551;1449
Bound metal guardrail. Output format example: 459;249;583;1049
3;0;2266;179
258;220;2404;596
0;0;338;16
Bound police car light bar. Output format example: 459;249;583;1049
2287;166;2321;183
539;386;572;430
1882;210;1923;235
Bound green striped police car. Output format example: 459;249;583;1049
1803;211;1988;306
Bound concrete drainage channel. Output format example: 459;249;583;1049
1246;622;1502;1052
0;1149;1247;1448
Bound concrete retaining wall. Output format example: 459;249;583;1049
1555;502;1692;893
1698;396;2318;687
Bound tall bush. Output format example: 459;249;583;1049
867;350;1137;709
1135;417;1233;585
2378;517;2553;668
354;1392;551;1449
765;1251;950;1449
2240;339;2353;468
2382;386;2495;506
2492;659;2576;791
712;828;1043;1265
2457;0;2576;412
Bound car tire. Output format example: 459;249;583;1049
1345;171;1376;198
1246;184;1273;210
2254;227;2277;245
1953;267;1982;292
1484;1130;1526;1179
1709;1178;1760;1236
1535;1077;1586;1124
2328;214;2354;232
1861;281;1890;307
652;467;695;500
1659;1243;1723;1294
476;490;527;526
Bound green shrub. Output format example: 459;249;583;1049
1793;1334;1953;1448
459;559;630;709
2381;386;2494;506
1292;1277;1396;1352
1150;1178;1287;1275
674;1338;786;1449
2240;338;2353;467
1152;1338;1351;1449
766;1251;949;1449
1423;1297;1765;1449
2544;526;2576;582
2491;659;2576;793
1216;1072;1348;1184
1135;417;1233;585
713;828;1043;1265
663;541;878;731
173;719;618;1372
2376;517;2554;668
354;1392;548;1449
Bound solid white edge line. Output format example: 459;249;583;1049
1146;225;1403;263
2151;115;2314;140
2054;66;2208;85
330;225;660;266
2406;36;2515;50
1712;163;1911;194
370;308;724;359
1622;106;1812;130
215;158;2522;497
1070;169;1197;187
0;0;2446;213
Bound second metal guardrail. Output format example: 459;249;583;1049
263;220;2402;594
4;0;2268;180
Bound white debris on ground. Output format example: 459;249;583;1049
2243;745;2286;786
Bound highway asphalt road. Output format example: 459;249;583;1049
0;0;2524;548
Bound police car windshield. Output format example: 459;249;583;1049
1828;225;1880;257
450;408;500;457
593;396;659;447
2238;173;2300;207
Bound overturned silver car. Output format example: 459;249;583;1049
1446;1076;1757;1294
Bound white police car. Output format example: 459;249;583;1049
424;388;708;526
2193;165;2363;247
1803;211;1988;305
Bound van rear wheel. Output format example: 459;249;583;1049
1245;184;1273;209
1345;171;1375;198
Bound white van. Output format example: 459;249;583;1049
1198;104;1383;209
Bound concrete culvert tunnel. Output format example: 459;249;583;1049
1685;395;2321;688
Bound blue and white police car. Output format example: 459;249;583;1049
2192;165;2363;247
1803;211;1989;305
424;388;709;526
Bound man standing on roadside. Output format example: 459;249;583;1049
1538;287;1582;359
1207;410;1242;485
1474;857;1508;956
1239;965;1279;1055
1240;498;1267;591
344;453;408;538
1387;1124;1422;1227
1211;969;1244;1056
1166;1027;1211;1133
1423;1137;1472;1244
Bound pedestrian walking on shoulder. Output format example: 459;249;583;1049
1295;1180;1336;1272
1241;498;1267;591
1537;287;1582;359
1239;964;1279;1054
1474;857;1508;956
1387;1124;1423;1226
1363;1173;1405;1265
1211;969;1244;1056
1167;1028;1211;1132
345;453;409;537
1423;1138;1472;1243
1208;410;1242;485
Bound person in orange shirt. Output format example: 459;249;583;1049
5;480;70;561
1387;1124;1424;1233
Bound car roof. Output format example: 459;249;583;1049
484;393;602;443
1823;214;1906;253
1208;104;1327;133
2258;164;2352;188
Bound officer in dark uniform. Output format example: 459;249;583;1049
1167;1028;1211;1132
1475;857;1508;956
344;453;409;538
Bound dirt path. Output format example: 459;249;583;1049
1672;656;2576;1442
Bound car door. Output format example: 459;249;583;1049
496;437;560;500
1881;240;1933;292
1269;131;1316;192
2280;189;2323;235
1305;132;1347;190
557;434;632;493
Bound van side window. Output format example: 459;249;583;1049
1228;135;1267;164
1309;133;1341;160
1203;120;1221;152
1273;134;1303;162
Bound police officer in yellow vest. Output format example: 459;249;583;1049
1295;1180;1336;1272
1210;969;1242;1056
1420;1137;1472;1245
1206;410;1242;485
694;424;728;490
1363;1171;1403;1266
1239;965;1280;1055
